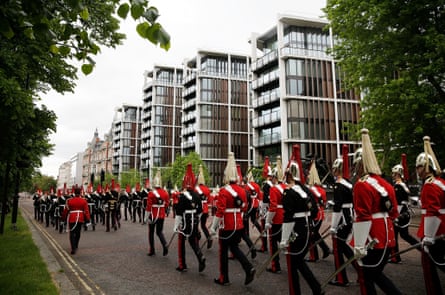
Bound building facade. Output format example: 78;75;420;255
81;129;112;186
111;104;142;182
141;66;183;181
182;50;251;186
249;14;360;171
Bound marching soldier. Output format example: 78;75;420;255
328;145;357;286
53;189;66;233
104;181;119;232
210;152;255;286
390;157;419;263
146;169;170;257
352;129;401;294
195;165;212;249
264;157;286;273
259;156;273;252
131;183;143;223
61;185;90;255
306;160;331;262
174;163;206;273
141;178;150;224
280;144;323;295
415;136;445;295
33;189;42;220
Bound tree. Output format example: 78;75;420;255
324;0;445;174
0;0;170;233
163;152;209;189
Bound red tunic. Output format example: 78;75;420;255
214;183;247;230
195;184;211;214
353;174;398;249
62;196;90;223
417;176;445;238
310;184;327;221
146;187;170;220
269;183;285;224
246;181;262;208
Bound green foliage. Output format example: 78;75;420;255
324;0;445;174
162;152;209;189
0;210;58;294
30;172;57;193
119;168;143;188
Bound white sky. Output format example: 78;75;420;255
39;0;327;178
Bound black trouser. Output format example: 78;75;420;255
200;213;210;240
392;225;419;261
309;220;330;260
177;226;203;270
360;248;402;295
69;222;83;251
421;240;445;295
148;219;167;253
241;217;254;250
216;229;253;284
268;224;282;271
286;233;322;295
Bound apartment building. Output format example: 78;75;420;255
249;14;360;170
141;66;183;181
81;129;112;186
182;50;251;186
111;104;142;181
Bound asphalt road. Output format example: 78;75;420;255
20;198;445;295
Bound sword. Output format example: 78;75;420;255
166;232;178;249
387;234;445;260
321;239;377;291
308;226;331;251
246;228;267;256
200;238;211;251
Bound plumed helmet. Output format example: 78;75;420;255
223;152;238;184
153;169;162;188
197;165;206;185
262;156;272;178
332;158;343;171
391;164;404;176
286;161;301;182
353;148;363;165
272;156;284;181
360;129;381;175
307;161;321;186
182;163;196;189
417;136;441;173
416;152;438;172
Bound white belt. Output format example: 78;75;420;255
185;209;197;214
202;201;207;204
134;200;141;202
293;211;310;218
421;209;445;214
152;204;163;208
70;210;83;213
372;212;388;219
225;208;241;213
342;203;353;208
251;195;257;199
277;205;283;209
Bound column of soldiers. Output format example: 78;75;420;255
34;128;444;294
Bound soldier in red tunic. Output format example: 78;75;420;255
62;185;90;255
210;152;255;286
306;160;331;262
415;136;445;295
352;129;401;294
146;169;170;257
265;156;286;273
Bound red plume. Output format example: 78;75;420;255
342;144;350;179
401;153;409;181
136;182;141;192
182;163;196;189
144;178;150;189
63;183;67;195
111;179;116;191
96;183;102;194
236;164;243;184
292;145;305;183
126;184;131;193
262;156;270;179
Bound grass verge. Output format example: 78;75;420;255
0;209;59;295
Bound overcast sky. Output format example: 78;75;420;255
39;0;327;178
